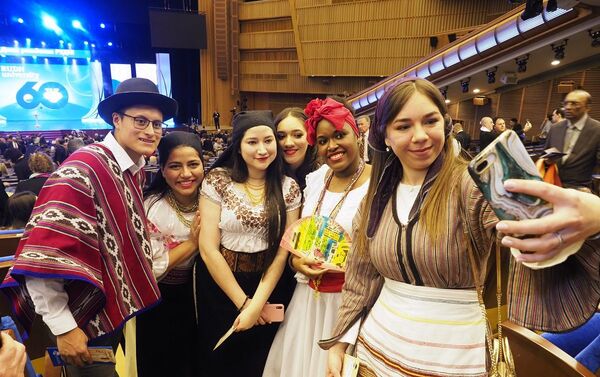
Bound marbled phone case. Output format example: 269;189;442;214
468;130;553;221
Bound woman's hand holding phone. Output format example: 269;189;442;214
496;179;600;263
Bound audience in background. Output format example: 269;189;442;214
66;138;85;155
479;116;495;151
6;149;32;181
14;153;54;196
453;122;471;151
6;191;36;229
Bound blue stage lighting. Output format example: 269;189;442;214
91;43;95;48
42;14;61;34
84;41;89;46
72;20;82;29
26;38;31;48
100;23;106;29
17;18;24;24
107;41;113;47
41;41;46;47
13;40;19;46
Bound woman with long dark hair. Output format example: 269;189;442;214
196;111;301;376
136;131;203;377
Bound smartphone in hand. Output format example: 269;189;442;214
468;130;552;221
261;304;285;323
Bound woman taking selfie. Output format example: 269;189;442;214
323;78;600;377
264;98;370;377
136;131;203;377
196;111;301;376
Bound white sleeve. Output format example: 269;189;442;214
25;277;78;336
338;319;360;345
150;235;169;280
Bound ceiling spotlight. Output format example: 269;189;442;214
550;39;568;62
100;23;106;29
17;18;24;24
589;29;600;48
460;78;471;93
486;66;498;84
551;60;560;66
107;42;113;47
515;54;530;73
445;99;451;104
473;89;481;94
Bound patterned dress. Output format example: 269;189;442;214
195;168;301;377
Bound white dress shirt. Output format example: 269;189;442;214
25;133;146;335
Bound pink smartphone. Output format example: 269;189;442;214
261;303;285;322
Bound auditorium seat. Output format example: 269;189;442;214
502;321;597;377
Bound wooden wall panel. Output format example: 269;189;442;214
239;31;296;49
457;99;476;131
583;67;600;121
290;0;517;76
497;89;523;123
239;0;291;20
548;71;585;113
240;50;298;61
521;81;551;138
240;18;292;33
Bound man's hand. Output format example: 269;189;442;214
0;331;26;377
56;328;91;367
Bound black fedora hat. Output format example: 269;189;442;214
97;78;178;125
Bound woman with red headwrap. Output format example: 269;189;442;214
263;98;371;377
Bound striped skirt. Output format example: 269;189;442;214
356;279;487;377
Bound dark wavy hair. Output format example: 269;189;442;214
210;124;286;270
274;107;319;191
144;131;204;210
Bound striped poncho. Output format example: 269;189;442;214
1;144;160;338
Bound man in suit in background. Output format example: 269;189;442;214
479;116;495;152
453;123;471;151
356;115;372;163
545;90;600;189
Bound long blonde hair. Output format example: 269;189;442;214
356;79;468;253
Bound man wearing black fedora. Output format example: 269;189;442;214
2;78;177;376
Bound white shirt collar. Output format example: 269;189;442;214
100;132;146;175
480;126;491;132
569;113;588;131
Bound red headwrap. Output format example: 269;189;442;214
304;98;357;146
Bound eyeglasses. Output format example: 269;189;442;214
119;113;165;134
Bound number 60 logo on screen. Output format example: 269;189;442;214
16;81;69;110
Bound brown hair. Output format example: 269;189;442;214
28;153;54;174
357;79;467;252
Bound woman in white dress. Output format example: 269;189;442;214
263;98;371;377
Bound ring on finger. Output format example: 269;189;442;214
554;232;564;247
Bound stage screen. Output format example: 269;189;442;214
0;61;103;129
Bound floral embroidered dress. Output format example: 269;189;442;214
195;167;301;377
